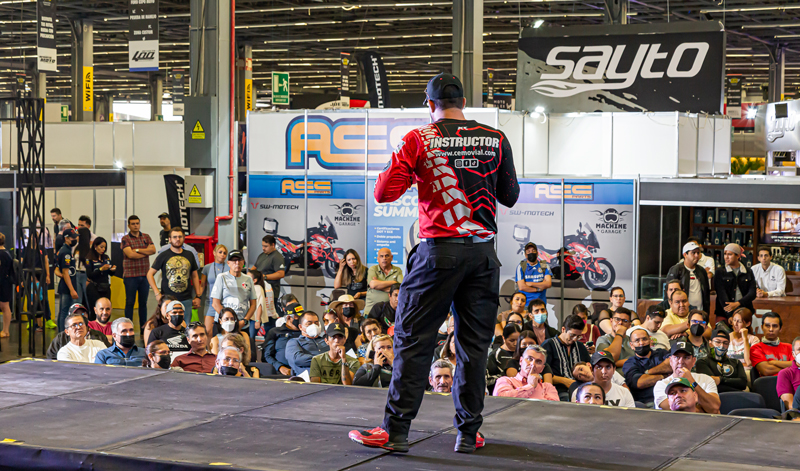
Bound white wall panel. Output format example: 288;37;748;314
549;113;611;176
678;114;699;176
131;122;185;167
714;118;732;174
498;111;524;174
696;115;715;175
522;113;548;175
612;112;678;177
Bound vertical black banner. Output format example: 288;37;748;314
37;0;57;72
487;68;495;107
164;175;191;234
340;52;351;105
358;51;390;109
726;76;743;118
172;69;185;116
129;0;159;71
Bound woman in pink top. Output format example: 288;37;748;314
493;344;559;400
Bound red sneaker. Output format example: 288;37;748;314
476;432;485;449
348;427;409;452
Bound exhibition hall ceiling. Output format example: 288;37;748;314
0;0;796;102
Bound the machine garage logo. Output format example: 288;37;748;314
331;202;363;226
592;208;629;234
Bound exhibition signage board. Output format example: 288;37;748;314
340;52;351;107
37;0;57;72
164;175;191;234
172;69;185;115
726;76;743;118
272;72;290;105
82;66;93;112
129;0;159;71
516;22;725;113
358;51;390;109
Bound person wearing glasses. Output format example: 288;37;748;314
595;307;635;368
671;309;711;361
623;327;673;407
56;312;108;363
660;289;693;339
541;315;591;401
214;346;251;377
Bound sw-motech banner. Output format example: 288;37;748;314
164;174;190;235
37;0;57;72
497;179;635;320
516;22;725;113
129;0;159;71
358;51;390;109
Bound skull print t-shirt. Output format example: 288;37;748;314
151;249;199;301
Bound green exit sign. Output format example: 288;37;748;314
272;72;290;105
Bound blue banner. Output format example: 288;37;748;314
366;178;418;269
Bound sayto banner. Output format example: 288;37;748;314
340;52;351;107
516;22;725;113
497;179;636;317
129;0;159;72
36;0;57;72
726;76;743;119
247;175;366;293
358;51;390;109
367;179;418;271
164;175;191;235
172;69;185;115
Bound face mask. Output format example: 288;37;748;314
534;314;547;325
795;353;800;365
305;324;320;338
712;346;727;359
527;253;538;263
219;366;238;376
119;335;136;349
634;345;651;357
221;321;236;332
342;307;355;318
170;315;184;326
156;355;171;369
762;337;780;346
68;239;78;247
690;324;705;337
275;317;287;328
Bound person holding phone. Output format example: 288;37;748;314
85;237;116;314
354;335;395;387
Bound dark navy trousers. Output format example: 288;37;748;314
382;238;500;439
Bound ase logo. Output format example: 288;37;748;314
592;208;630;234
280;178;332;196
533;183;594;201
331;202;363;226
285;115;427;170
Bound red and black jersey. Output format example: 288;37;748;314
375;118;519;239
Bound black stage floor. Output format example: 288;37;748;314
0;359;797;471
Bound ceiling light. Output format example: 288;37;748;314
533;19;545;28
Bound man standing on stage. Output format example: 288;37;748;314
348;73;519;454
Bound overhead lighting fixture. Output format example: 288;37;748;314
745;108;758;120
533;19;545;28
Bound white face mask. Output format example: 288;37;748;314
275;317;287;328
795;352;800;365
305;323;320;338
221;321;236;332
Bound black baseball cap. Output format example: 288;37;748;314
158;212;170;219
524;242;538;252
711;329;730;341
68;304;88;316
423;73;464;105
228;250;245;261
63;228;78;239
326;322;347;338
671;340;695;356
591;350;615;367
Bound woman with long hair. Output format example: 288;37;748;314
200;244;228;332
495;291;528;337
487;323;523;394
334;249;368;299
210;307;251;362
143;295;177;344
247;268;277;336
440;331;457;366
356;318;382;364
573;304;600;354
74;227;92;315
85;237;115;312
142;340;173;369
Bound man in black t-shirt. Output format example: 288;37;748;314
56;229;80;332
147;227;201;317
158;212;171;247
368;284;400;334
252;235;286;300
148;301;191;359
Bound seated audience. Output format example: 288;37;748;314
353;334;394;387
506;330;554;383
143;295;178;347
47;305;110;359
495;291;529;337
56;312;108;363
367;283;399;334
752;312;793;377
727;308;760;368
493;345;558;400
323;310;338;330
653;341;720;414
596;307;634;367
574;382;606;405
627;305;670;351
571;351;635;407
753;248;787;298
573;304;600;354
87;297;113;342
623;327;673;406
357;319;382;364
280;293;305;317
263;309;302;375
310;322;359;385
429;359;454;393
777;336;800;410
285;311;328;376
541;314;590;400
148;301;191;360
329;294;364;352
215;346;249;377
209;308;251;361
486;323;523;394
695;329;747;393
671;309;711;361
94;318;145;366
665;377;700;413
523;299;559;343
142;340;175;369
438;331;457;367
596;287;640;335
220;333;260;378
171;323;216;373
660;289;691;339
657;279;685;311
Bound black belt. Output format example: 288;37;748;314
425;236;493;246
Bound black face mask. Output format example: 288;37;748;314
170;315;184;326
156;355;171;369
690;324;705;337
342;307;355;318
68;239;78;247
634;345;651;357
219;366;238;376
527;253;538;263
119;335;136;348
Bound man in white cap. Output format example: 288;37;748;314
666;241;710;313
712;243;757;323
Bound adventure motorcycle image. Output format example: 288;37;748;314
513;222;616;291
263;215;346;279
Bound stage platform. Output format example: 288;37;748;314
0;359;797;471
